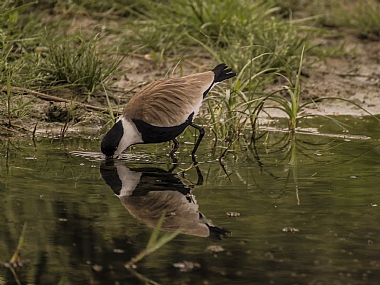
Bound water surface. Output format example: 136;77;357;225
1;116;379;284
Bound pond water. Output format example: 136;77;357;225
1;116;379;285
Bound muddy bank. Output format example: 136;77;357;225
305;34;380;117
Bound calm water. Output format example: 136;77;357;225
1;116;379;285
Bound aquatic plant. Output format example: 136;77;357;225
125;212;181;269
0;222;28;285
123;211;181;284
263;46;306;132
203;55;268;144
264;46;380;133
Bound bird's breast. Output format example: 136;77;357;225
132;112;194;144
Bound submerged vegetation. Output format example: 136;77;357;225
125;212;180;269
0;222;28;285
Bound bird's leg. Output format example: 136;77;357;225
168;159;178;173
169;140;179;171
189;123;205;161
169;138;180;158
195;164;204;186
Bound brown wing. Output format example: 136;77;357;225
124;71;214;127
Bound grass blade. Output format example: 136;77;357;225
125;212;181;269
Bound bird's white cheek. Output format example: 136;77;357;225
115;116;143;155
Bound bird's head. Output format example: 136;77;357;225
101;116;143;159
101;119;124;159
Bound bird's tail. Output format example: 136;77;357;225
212;63;236;83
202;63;236;98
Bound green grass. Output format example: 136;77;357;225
304;0;380;38
269;0;380;39
127;0;313;73
265;46;306;132
0;2;124;120
125;212;181;284
125;211;181;269
41;35;123;95
203;55;269;142
0;1;124;91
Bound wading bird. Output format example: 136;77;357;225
101;63;236;160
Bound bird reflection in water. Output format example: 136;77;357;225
100;160;229;240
